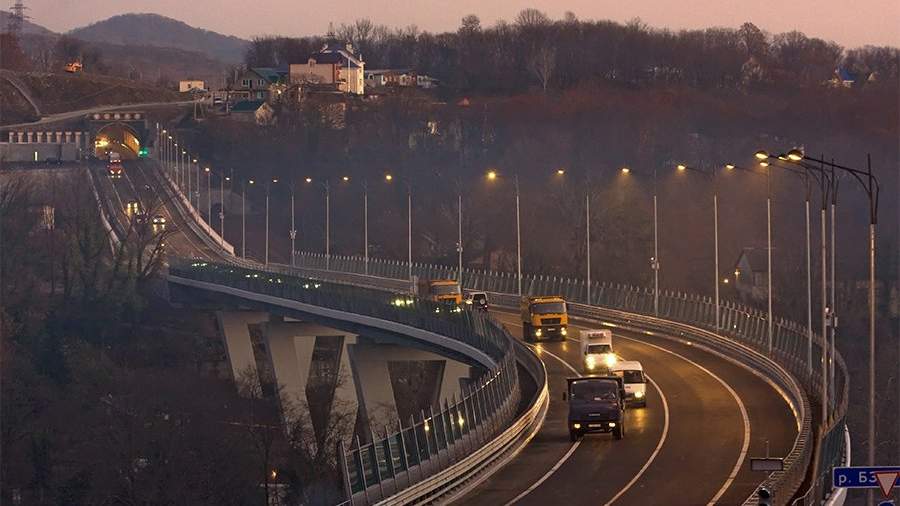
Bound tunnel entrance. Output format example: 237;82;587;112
94;123;141;159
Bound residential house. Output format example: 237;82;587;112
733;247;768;303
179;80;206;93
234;67;289;101
364;69;439;90
290;41;365;95
831;67;857;88
230;100;276;125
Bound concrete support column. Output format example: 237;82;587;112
64;131;73;143
26;131;34;143
74;131;83;148
215;310;268;387
264;320;359;446
17;132;24;143
54;131;61;143
8;132;14;143
35;132;43;143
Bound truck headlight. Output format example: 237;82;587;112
534;328;542;337
608;422;616;427
634;390;645;399
561;327;567;336
585;356;596;370
573;423;581;429
603;354;617;367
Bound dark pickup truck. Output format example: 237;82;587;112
563;376;626;441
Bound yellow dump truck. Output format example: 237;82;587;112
520;295;568;342
417;279;463;305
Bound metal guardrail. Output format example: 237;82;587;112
288;251;848;506
167;259;549;505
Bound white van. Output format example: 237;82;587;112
610;361;647;407
580;329;616;373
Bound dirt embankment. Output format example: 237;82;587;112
0;79;40;125
8;72;180;119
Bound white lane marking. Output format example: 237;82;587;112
502;435;581;506
499;319;671;506
133;162;214;260
603;373;669;505
617;335;750;505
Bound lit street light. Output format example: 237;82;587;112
385;173;413;280
724;162;774;355
618;166;660;316
486;169;521;295
675;163;721;331
760;148;881;491
305;177;331;269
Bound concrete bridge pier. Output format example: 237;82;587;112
348;343;472;432
216;310;268;385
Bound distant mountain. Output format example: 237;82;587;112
68;13;248;63
0;11;56;36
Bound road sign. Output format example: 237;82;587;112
833;467;900;497
751;458;784;472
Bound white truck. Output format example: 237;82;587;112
581;329;616;373
610;361;647;407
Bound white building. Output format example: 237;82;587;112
290;41;364;95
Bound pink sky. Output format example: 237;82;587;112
27;0;900;48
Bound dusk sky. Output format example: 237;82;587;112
26;0;900;48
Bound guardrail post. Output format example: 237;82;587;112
371;429;385;500
410;414;424;483
355;435;370;504
396;419;411;490
338;440;355;506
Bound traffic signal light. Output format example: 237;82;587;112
138;147;149;158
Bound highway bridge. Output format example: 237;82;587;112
82;133;850;506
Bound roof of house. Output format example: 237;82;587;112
231;100;267;112
249;67;288;84
310;40;364;69
366;68;413;75
837;67;857;82
736;247;768;273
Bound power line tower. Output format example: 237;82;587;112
7;0;30;34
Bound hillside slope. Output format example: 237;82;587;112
0;11;56;36
68;13;248;64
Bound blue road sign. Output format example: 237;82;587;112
877;501;895;506
833;466;900;490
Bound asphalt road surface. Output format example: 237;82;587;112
461;310;797;506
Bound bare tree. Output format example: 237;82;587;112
528;45;556;93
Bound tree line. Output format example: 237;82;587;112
244;10;898;92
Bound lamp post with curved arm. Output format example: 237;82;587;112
384;173;413;280
675;163;722;331
486;169;521;295
758;148;880;490
617;166;660;315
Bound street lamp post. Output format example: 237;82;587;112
487;170;522;295
220;173;228;248
289;182;296;267
385;174;412;280
189;158;196;204
206;167;212;223
457;191;463;284
677;163;721;331
763;149;882;490
244;180;253;258
652;167;660;316
265;178;278;266
730;162;775;354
